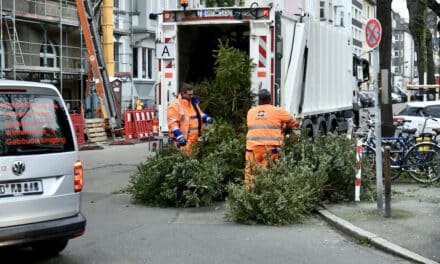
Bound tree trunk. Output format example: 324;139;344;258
407;0;427;85
377;0;393;136
426;28;435;85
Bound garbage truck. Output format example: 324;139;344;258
152;0;368;137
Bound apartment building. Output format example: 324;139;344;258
0;0;143;112
391;10;415;88
351;0;363;56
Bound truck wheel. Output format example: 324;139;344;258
327;114;338;134
316;122;326;136
314;116;327;136
301;119;314;138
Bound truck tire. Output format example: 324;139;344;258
301;119;314;138
327;114;338;134
314;116;327;136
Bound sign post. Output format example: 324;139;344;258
365;18;383;211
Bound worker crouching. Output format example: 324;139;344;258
167;83;213;154
245;89;299;189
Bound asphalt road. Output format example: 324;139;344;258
2;140;411;264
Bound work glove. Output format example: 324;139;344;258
284;127;292;135
191;96;200;105
176;135;187;146
202;114;213;124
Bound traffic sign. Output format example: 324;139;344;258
365;18;382;49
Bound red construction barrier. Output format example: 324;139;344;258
124;110;137;140
134;110;149;139
124;109;158;141
143;109;154;136
70;112;85;145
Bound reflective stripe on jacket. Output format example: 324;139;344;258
166;95;205;141
246;104;297;149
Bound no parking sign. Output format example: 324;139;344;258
365;18;382;49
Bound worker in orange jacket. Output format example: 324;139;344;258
167;83;213;152
136;98;144;110
245;89;299;189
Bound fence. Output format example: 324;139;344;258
124;109;158;141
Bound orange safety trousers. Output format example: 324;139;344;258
178;132;199;155
244;145;279;189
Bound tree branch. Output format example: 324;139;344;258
427;0;440;17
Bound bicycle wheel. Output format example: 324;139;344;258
361;144;402;181
403;142;440;183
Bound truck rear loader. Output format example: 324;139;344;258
152;0;368;137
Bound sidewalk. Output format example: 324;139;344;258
317;182;440;264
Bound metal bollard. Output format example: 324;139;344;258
383;146;392;218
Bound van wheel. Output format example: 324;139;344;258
33;239;68;256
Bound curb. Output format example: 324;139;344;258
316;208;439;264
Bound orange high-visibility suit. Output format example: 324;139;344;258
167;95;208;152
136;99;143;110
245;104;298;188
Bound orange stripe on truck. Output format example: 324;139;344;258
165;72;173;78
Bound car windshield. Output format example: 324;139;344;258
0;93;75;156
398;106;422;116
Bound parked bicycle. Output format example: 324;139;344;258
356;110;440;184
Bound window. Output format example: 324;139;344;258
40;42;57;68
133;47;153;80
114;41;120;73
320;1;325;19
142;48;147;79
0;93;75;155
132;48;138;78
339;10;344;27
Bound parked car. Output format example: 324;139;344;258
407;88;435;101
391;86;408;102
0;81;86;254
395;100;440;136
391;92;402;103
359;91;375;107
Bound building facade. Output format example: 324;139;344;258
391;10;416;88
5;0;419;113
0;0;83;111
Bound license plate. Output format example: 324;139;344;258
0;180;43;197
200;9;233;17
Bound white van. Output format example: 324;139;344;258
0;80;86;254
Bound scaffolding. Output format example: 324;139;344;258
0;0;85;111
0;0;135;115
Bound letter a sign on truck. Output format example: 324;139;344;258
365;18;382;49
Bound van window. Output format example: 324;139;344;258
0;93;75;156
